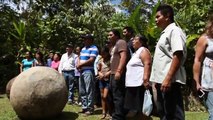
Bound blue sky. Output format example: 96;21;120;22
110;0;125;13
111;0;121;5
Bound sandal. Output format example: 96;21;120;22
100;113;106;119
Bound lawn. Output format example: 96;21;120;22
0;94;209;120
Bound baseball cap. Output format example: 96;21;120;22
81;34;94;40
66;43;73;48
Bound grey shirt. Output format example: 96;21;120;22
150;23;187;84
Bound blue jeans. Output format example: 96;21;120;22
75;76;81;103
206;91;213;120
155;83;185;120
63;71;75;102
79;70;95;111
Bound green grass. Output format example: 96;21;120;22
0;94;209;120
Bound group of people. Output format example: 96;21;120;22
20;44;82;105
19;4;213;120
98;4;187;120
20;51;61;72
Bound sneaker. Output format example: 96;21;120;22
74;101;79;105
100;113;106;119
78;102;82;106
106;114;112;120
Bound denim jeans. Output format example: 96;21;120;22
110;74;126;120
79;70;95;111
74;76;81;103
155;83;185;120
206;91;213;120
63;71;75;102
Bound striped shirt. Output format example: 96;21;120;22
80;45;98;70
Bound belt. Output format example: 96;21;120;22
81;69;94;72
62;70;74;72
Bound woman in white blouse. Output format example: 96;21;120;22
124;35;152;118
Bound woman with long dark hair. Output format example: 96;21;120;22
35;51;45;66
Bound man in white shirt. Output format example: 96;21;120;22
58;44;77;104
150;4;187;120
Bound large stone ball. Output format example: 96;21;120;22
6;76;16;99
10;67;68;119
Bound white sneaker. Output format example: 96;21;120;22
78;102;82;106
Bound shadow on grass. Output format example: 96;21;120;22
16;111;79;120
93;108;102;115
52;111;79;120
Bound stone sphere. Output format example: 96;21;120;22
10;67;68;119
6;76;16;99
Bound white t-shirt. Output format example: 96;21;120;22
150;23;187;84
125;47;145;87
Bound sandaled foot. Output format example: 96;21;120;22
100;113;106;119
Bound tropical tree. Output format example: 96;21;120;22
0;0;129;91
79;0;128;47
0;3;20;91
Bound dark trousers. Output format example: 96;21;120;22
94;78;101;107
155;83;185;120
110;74;126;120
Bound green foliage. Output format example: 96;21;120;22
126;1;160;52
163;0;213;44
0;0;128;91
108;13;128;31
127;4;142;34
79;0;127;47
0;4;20;90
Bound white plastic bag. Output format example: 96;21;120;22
142;90;153;116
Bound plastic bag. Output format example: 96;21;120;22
142;90;153;116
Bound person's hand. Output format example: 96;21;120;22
104;73;109;79
114;72;121;80
143;81;150;89
196;82;202;91
98;73;104;80
76;63;82;70
161;78;172;92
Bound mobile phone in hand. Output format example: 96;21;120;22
197;89;205;98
